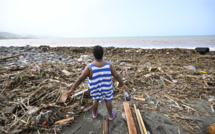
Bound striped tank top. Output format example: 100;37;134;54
88;62;113;102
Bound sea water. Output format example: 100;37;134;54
0;36;215;50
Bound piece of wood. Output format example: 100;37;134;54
137;109;147;134
131;96;145;101
207;123;215;134
134;104;144;134
26;106;39;115
54;117;74;124
3;106;16;114
148;67;157;72
103;118;108;134
160;76;175;85
62;70;72;76
123;102;137;134
57;90;68;103
0;53;27;60
131;109;141;134
150;89;164;95
204;86;215;90
198;55;212;58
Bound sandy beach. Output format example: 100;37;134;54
0;46;215;134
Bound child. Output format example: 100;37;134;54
66;45;127;120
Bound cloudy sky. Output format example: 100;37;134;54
0;0;215;38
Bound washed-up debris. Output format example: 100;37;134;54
0;46;215;134
123;102;137;134
207;123;215;134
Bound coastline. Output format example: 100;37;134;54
0;36;215;50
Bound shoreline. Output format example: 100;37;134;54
0;36;215;50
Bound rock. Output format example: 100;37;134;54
89;131;95;134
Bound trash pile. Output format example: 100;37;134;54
0;46;215;133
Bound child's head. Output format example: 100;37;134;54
93;45;103;60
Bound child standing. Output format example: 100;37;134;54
67;45;127;120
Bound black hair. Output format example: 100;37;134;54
93;45;103;59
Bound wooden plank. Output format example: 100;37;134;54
103;118;108;134
123;102;137;134
137;109;147;134
131;109;141;134
134;104;144;134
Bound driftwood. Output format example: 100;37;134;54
204;86;215;90
134;104;144;134
0;53;27;60
57;90;68;103
137;109;147;134
131;96;145;101
54;117;74;124
150;89;164;95
123;102;137;134
103;118;108;134
160;76;175;85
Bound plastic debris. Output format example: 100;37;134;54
184;65;196;70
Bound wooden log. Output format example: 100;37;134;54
137;109;147;134
134;104;144;134
0;53;27;60
103;118;108;134
123;102;137;134
54;117;74;124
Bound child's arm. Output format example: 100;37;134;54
110;64;127;90
66;65;90;97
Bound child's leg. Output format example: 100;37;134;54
92;100;99;116
105;100;113;118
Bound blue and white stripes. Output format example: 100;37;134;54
88;62;113;102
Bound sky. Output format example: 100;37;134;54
0;0;215;38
